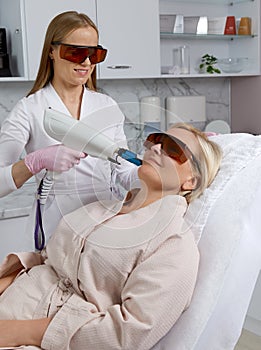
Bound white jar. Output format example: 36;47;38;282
140;96;163;136
171;45;190;75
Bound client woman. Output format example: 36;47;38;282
0;123;222;350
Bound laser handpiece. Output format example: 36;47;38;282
43;108;142;166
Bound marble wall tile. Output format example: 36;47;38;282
0;81;33;125
98;77;230;126
98;77;230;152
0;77;230;153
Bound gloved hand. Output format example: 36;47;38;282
24;144;86;175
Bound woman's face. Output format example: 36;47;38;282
139;127;200;195
50;26;98;88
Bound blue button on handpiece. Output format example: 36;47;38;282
117;148;142;166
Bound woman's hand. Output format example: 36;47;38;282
0;269;21;295
24;144;86;175
0;318;52;347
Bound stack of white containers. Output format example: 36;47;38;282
166;95;206;128
140;96;163;136
139;95;230;135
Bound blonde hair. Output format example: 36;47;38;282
172;123;223;203
27;11;98;97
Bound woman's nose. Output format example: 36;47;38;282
151;143;162;155
82;56;92;65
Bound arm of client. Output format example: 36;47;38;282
0;229;198;349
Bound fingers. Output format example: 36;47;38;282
59;145;86;159
53;146;87;172
80;152;87;158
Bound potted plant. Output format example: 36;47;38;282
199;54;221;74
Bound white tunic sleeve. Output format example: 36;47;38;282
0;99;31;197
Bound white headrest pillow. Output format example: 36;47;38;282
185;133;261;243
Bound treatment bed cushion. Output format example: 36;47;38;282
185;133;261;243
152;133;261;350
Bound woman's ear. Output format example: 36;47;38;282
181;176;198;192
49;46;55;59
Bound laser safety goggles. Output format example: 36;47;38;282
52;42;107;64
144;132;200;172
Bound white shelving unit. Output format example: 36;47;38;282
159;0;260;77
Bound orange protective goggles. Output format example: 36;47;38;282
144;132;200;170
52;42;107;64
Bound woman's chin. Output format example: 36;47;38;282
138;164;163;188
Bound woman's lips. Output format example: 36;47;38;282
74;68;89;76
144;157;162;167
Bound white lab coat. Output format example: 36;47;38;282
0;83;138;237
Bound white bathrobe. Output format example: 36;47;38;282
0;195;199;350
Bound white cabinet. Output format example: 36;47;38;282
0;215;33;262
23;0;96;81
159;0;260;77
0;0;160;81
96;0;161;79
0;0;96;82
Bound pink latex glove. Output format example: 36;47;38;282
24;144;86;175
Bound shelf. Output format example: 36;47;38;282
160;71;259;78
0;76;27;82
159;0;260;78
167;0;255;4
160;33;256;40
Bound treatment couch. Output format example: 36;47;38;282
152;132;261;350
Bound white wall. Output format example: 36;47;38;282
231;76;261;134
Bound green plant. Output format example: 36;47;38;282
199;54;221;74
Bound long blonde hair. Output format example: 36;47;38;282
27;11;98;97
172;123;223;203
